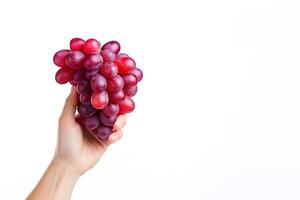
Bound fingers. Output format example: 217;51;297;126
108;130;123;144
113;115;127;131
60;87;78;122
107;115;127;144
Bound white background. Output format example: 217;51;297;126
0;0;300;199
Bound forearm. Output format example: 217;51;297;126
26;158;80;200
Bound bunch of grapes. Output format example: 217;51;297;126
53;38;143;141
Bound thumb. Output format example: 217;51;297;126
60;86;78;122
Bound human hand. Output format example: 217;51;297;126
54;87;127;176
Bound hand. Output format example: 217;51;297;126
54;87;127;176
27;87;126;200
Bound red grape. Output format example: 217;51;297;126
94;126;112;140
66;50;85;70
84;114;100;130
91;91;109;109
103;103;119;116
84;38;101;54
77;80;91;94
77;104;97;118
131;68;143;82
70;38;85;51
107;75;124;92
101;41;121;54
55;67;72;84
101;50;116;63
100;62;118;79
109;90;125;103
122;74;137;86
99;111;117;126
115;57;136;75
53;49;69;68
85;69;99;80
84;54;103;70
124;85;138;97
90;74;107;92
53;38;143;135
118;96;135;114
79;93;92;105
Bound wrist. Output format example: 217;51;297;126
50;158;81;181
49;158;80;185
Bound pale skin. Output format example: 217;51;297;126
26;87;127;200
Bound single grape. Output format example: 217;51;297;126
84;114;101;130
90;74;107;92
103;103;119;116
85;69;99;80
99;111;117;126
77;104;97;118
55;67;72;84
109;90;125;103
53;49;69;68
100;62;118;79
117;53;129;59
66;50;85;70
131;68;143;82
70;38;85;51
118;96;135;114
107;75;124;92
91;91;109;109
77;80;92;94
122;74;137;86
124;85;138;97
94;125;113;140
72;68;86;83
80;93;92;105
100;50;116;63
84;54;103;70
115;57;136;75
101;41;121;54
84;38;101;54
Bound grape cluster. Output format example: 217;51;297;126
53;38;143;141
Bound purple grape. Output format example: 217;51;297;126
94;125;113;140
107;75;124;92
99;111;117;126
77;80;91;94
109;90;125;103
103;103;119;116
101;41;121;54
100;50;116;63
90;74;107;92
55;68;72;84
122;74;137;86
66;50;85;70
131;68;143;82
84;114;100;130
84;54;103;70
79;93;92;105
77;104;97;118
53;49;69;68
85;69;99;80
72;68;86;84
124;85;138;97
100;62;118;79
